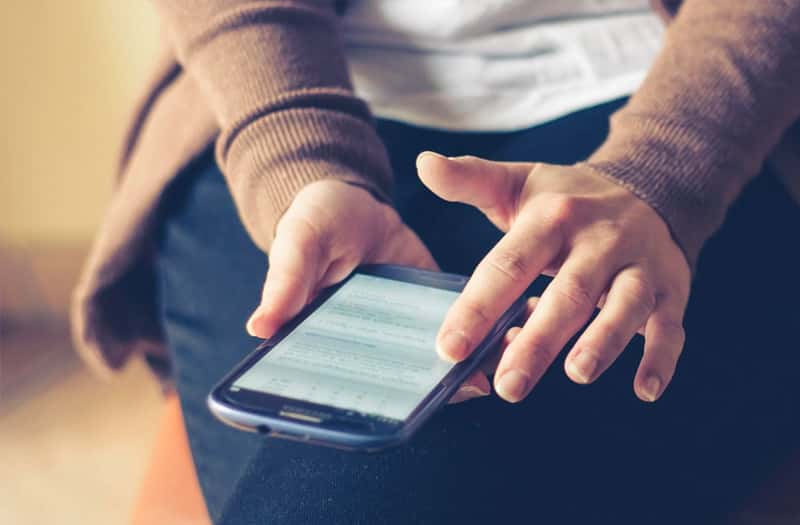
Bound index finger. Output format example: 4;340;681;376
436;214;561;362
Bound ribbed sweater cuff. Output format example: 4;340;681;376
583;113;740;268
217;106;393;252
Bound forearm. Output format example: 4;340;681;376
586;0;800;264
153;0;393;250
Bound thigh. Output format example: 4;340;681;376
157;107;800;524
156;148;268;522
220;131;800;522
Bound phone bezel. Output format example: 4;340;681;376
207;264;526;452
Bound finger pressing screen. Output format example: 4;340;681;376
436;214;561;364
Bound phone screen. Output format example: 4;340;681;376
232;274;461;421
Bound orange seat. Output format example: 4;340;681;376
131;393;211;525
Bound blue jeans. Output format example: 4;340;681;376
156;100;800;524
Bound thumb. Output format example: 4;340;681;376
416;151;528;230
246;215;325;339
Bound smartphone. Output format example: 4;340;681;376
208;264;526;452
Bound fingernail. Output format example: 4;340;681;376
453;385;491;403
246;308;263;337
641;375;662;402
567;350;597;384
416;151;446;170
495;369;531;402
504;326;522;344
437;330;470;362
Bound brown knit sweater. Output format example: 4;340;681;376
72;0;800;379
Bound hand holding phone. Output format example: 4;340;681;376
209;265;526;452
242;179;492;401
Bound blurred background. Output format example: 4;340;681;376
1;3;163;523
1;3;798;524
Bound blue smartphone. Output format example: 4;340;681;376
208;264;526;452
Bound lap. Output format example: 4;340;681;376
156;102;800;524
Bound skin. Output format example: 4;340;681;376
417;152;691;403
245;178;491;402
248;151;692;404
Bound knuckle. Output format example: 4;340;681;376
622;275;657;314
487;248;530;283
667;275;692;304
665;322;687;346
552;274;595;311
459;298;493;328
599;324;630;354
290;215;326;249
597;218;625;238
594;221;630;253
654;314;686;350
655;303;684;331
540;194;579;231
525;342;558;371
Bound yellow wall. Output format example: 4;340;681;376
0;10;167;519
0;2;160;244
0;2;161;321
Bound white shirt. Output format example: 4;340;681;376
341;0;663;131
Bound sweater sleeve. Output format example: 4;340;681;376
584;0;800;265
152;1;393;251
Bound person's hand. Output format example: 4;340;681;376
245;179;490;404
417;152;691;403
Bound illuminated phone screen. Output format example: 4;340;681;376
232;274;461;421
